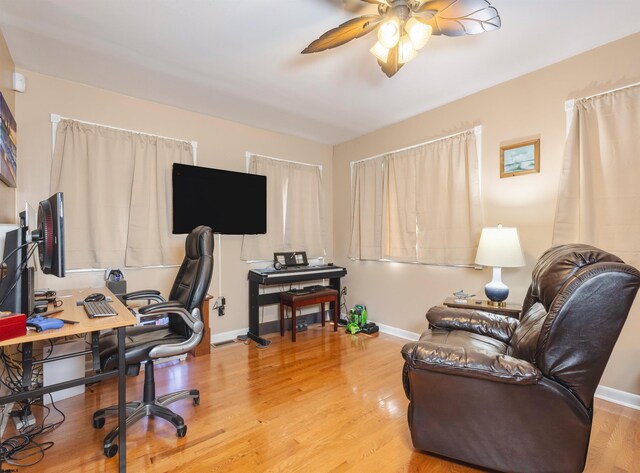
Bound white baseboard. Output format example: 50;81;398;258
595;385;640;410
211;328;249;345
375;322;420;341
375;321;640;411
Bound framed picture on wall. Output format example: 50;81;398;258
500;139;540;178
0;92;17;188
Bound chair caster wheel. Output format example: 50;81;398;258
93;417;105;429
193;396;200;406
104;443;118;458
177;425;187;437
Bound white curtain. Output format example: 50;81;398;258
553;85;640;267
50;119;193;268
349;130;482;265
241;155;325;261
348;157;386;260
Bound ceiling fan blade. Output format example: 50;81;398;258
322;0;378;13
416;0;501;36
359;0;388;4
302;15;382;54
378;44;403;78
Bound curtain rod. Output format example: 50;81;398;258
245;151;323;173
50;114;197;149
351;125;481;166
565;80;640;111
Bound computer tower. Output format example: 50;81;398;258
0;226;34;316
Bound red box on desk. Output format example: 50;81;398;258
0;313;27;341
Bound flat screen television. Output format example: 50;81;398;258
172;163;267;235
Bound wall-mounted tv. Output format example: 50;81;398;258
172;163;267;235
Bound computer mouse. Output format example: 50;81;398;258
85;293;105;302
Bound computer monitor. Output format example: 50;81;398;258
0;192;65;315
31;192;65;277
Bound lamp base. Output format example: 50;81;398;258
487;300;507;308
484;267;509;305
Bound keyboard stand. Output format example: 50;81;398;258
246;265;347;347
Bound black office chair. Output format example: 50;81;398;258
93;225;214;457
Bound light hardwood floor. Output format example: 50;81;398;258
12;325;640;472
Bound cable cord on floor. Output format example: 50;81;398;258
0;395;65;468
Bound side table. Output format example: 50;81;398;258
443;296;522;318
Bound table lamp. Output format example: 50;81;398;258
475;225;525;306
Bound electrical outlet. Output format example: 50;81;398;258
344;286;348;295
217;296;226;316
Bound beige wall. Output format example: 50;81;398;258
333;33;640;395
15;70;333;336
0;30;16;223
9;32;640;394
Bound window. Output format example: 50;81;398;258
349;128;482;266
241;154;325;261
50;117;195;269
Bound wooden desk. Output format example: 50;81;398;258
0;287;137;472
443;296;522;318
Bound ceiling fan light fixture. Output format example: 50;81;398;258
370;41;390;63
397;35;417;64
377;17;401;48
301;0;501;78
405;17;432;50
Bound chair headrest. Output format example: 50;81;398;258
530;244;623;310
186;225;214;259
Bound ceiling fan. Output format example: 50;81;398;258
302;0;501;77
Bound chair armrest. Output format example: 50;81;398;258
122;289;166;303
401;340;542;385
140;303;204;359
426;306;519;343
138;301;182;315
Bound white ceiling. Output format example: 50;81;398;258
0;0;639;144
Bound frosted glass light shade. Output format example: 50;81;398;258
398;35;417;64
475;225;525;268
370;41;390;63
378;17;401;48
405;17;432;50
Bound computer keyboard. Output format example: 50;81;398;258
83;300;117;318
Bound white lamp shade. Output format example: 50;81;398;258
378;17;401;48
398;35;417;64
475;226;525;268
370;41;390;63
405;17;432;50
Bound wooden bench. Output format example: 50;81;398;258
279;289;339;342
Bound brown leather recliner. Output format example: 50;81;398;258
401;244;640;473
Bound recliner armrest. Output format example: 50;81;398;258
401;340;542;385
426;306;518;343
